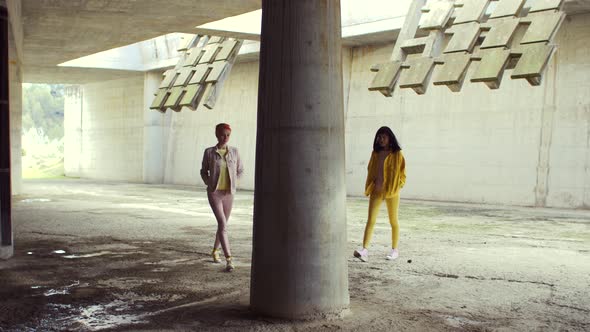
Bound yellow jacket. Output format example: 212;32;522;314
364;150;406;197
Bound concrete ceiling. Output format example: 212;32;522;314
17;0;260;83
565;0;590;14
9;0;590;84
195;0;590;48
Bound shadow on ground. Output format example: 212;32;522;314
1;179;589;331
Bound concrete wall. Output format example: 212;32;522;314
162;60;260;189
64;86;83;177
545;15;590;208
345;13;590;209
64;76;144;181
346;47;549;206
9;28;21;195
66;53;350;191
64;14;590;209
142;71;171;184
162;49;353;190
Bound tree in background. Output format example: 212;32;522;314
22;84;65;178
22;84;64;140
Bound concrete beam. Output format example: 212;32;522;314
390;0;425;62
565;0;590;15
187;0;589;45
191;27;260;42
23;66;142;84
5;0;22;81
5;1;22;63
143;72;167;184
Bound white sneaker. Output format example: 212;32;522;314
353;248;369;262
386;248;399;260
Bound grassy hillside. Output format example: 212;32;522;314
22;156;65;179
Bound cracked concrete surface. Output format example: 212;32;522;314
1;178;589;331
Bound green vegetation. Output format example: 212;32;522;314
22;159;66;179
22;84;64;140
22;84;65;178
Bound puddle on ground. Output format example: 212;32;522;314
98;278;161;289
74;301;147;331
61;293;184;330
63;251;112;259
143;258;193;266
45;300;147;331
63;250;149;259
26;287;189;331
44;289;70;296
42;281;81;297
114;292;185;303
21;198;51;203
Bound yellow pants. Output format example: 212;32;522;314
362;193;400;249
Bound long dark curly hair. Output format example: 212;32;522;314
373;126;401;152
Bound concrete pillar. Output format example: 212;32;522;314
143;71;166;184
3;0;21;197
0;3;13;259
250;0;349;319
64;86;83;177
9;47;20;196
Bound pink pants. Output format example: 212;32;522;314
207;190;234;258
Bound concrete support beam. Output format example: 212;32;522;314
5;0;22;80
192;27;260;42
390;0;426;62
250;0;349;319
143;71;167;184
8;26;20;197
63;86;83;177
0;3;13;259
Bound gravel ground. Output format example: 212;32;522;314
1;178;589;331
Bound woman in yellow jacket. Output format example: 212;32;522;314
354;126;406;262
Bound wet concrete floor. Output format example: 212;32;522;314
1;178;589;331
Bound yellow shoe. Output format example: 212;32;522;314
225;257;234;272
212;249;221;263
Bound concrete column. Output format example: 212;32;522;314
64;86;83;177
250;0;349;319
0;3;13;259
9;50;20;196
143;71;166;184
534;56;558;207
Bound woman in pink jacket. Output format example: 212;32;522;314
200;123;244;272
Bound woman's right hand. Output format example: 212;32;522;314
373;182;383;194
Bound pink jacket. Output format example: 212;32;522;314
200;146;244;194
